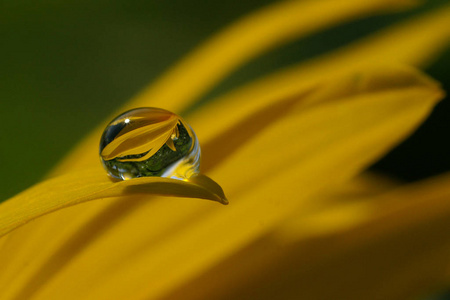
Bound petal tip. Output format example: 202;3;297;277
219;196;229;205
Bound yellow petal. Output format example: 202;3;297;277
115;133;170;162
7;66;442;300
100;120;177;160
189;4;450;148
50;0;415;177
282;4;450;83
339;3;450;67
0;169;227;238
210;67;442;201
193;64;440;171
165;137;177;152
187;173;450;300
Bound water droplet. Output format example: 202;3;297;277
99;107;201;181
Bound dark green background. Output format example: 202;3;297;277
1;0;449;201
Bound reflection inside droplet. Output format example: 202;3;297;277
99;107;201;181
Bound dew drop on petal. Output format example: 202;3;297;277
99;107;201;181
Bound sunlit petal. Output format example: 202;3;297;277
7;66;441;300
183;173;450;299
0;170;227;238
190;64;439;155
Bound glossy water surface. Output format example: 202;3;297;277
99;107;200;180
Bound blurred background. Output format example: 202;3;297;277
0;0;449;298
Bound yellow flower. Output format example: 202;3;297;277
1;0;450;299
